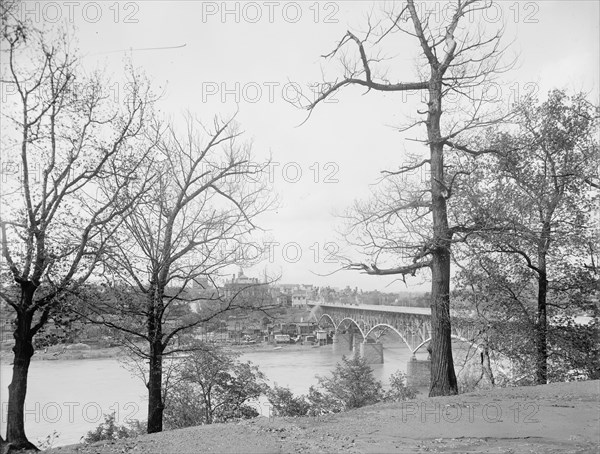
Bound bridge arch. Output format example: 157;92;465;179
317;313;337;331
364;323;412;351
336;317;366;338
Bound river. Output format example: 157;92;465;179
0;340;427;448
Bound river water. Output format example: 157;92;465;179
0;340;427;448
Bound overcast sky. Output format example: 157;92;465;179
20;0;599;291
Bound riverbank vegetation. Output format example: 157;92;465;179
80;350;417;446
267;354;418;417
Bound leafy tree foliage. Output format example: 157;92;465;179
453;90;599;384
267;355;417;418
267;385;311;417
163;345;267;429
384;371;419;402
314;354;384;410
83;413;145;444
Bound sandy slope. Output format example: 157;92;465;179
47;380;599;454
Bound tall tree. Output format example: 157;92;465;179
0;26;156;450
453;90;599;384
306;0;512;396
86;114;275;433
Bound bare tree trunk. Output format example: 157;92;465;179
427;80;458;397
206;392;213;424
147;340;164;433
429;247;458;396
536;222;550;385
480;342;496;387
536;272;548;384
6;285;39;451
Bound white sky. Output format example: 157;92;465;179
17;0;599;291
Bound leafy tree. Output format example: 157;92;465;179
164;345;267;429
384;371;418;402
305;385;344;416
267;385;311;417
306;0;514;396
312;354;384;411
453;90;599;384
267;362;417;418
549;315;599;382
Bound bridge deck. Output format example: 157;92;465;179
307;302;431;316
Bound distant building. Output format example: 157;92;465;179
291;291;307;307
272;292;291;307
222;268;270;304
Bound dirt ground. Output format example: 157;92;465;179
47;380;599;454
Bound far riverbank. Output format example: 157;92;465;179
0;341;330;363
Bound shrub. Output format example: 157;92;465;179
36;430;60;450
385;371;419;401
82;412;144;444
306;385;344;415
270;357;420;418
313;354;384;411
267;385;310;417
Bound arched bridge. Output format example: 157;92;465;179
308;302;477;356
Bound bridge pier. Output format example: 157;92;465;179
406;356;431;387
352;333;364;351
332;332;352;351
359;341;383;364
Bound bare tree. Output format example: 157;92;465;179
0;0;20;38
0;26;156;449
306;0;513;396
84;114;276;433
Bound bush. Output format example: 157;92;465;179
82;412;144;444
267;385;310;417
163;382;206;430
266;357;420;419
36;430;60;450
385;371;419;401
315;354;384;410
267;357;419;417
306;385;344;415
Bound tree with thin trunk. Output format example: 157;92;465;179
164;344;267;428
0;26;156;450
305;0;513;396
452;90;599;384
85;114;275;433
